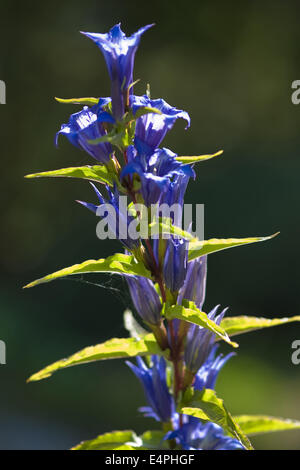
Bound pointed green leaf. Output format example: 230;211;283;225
134;106;162;119
23;253;152;289
234;415;300;436
25;165;114;186
164;303;238;348
176;150;223;164
149;217;196;241
27;333;160;382
139;430;166;449
188;233;279;261
179;388;253;450
55;97;99;106
221;315;300;337
71;430;137;450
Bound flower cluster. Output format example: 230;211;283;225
55;23;244;450
26;21;299;452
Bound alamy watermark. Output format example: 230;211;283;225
0;340;6;364
291;80;300;104
291;340;300;365
0;80;6;104
94;198;204;246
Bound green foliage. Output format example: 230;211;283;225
188;233;279;261
148;217;196;241
133;106;162;119
71;429;166;450
221;315;300;337
176;150;223;164
25;165;115;187
55;97;99;106
138;430;166;449
71;430;138;450
27;333;161;382
23;253;152;289
165;302;238;348
234;415;300;436
178;388;253;450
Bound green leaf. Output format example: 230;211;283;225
176;150;223;164
23;253;152;289
134;106;162;119
139;430;166;449
71;429;166;450
188;233;279;261
25;165;115;187
234;415;300;436
55;97;99;106
179;388;253;450
221;315;300;337
164;303;238;348
148;217;196;241
27;333;161;382
71;430;137;450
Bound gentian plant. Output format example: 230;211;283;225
25;24;300;451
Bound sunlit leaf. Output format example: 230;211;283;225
139;430;166;449
188;233;279;261
149;217;196;241
71;430;137;450
179;388;253;450
165;303;238;348
27;333;161;382
23;253;152;289
55;97;99;106
221;315;300;337
134;106;162;119
234;415;300;436
25;165;115;187
176;150;223;164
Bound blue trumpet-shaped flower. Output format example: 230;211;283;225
178;256;207;310
77;183;140;251
82;24;153;120
166;421;244;450
165;348;241;450
130;94;190;154
126;356;175;423
121;146;195;206
184;305;227;374
126;276;162;325
163;236;189;293
56;98;114;164
193;344;235;391
152;172;191;267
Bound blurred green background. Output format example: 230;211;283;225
0;0;300;449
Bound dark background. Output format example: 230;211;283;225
0;0;299;449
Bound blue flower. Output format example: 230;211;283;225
81;24;154;120
166;421;244;450
163;236;189;293
178;256;207;310
126;276;162;325
121;146;195;206
193;344;235;391
165;344;241;450
130;94;190;154
126;356;175;423
184;306;227;374
152;172;191;268
56;98;114;164
77;182;140;251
